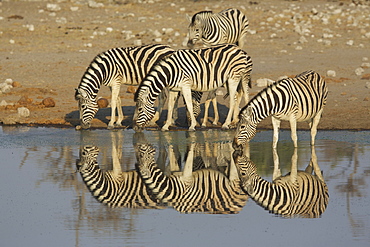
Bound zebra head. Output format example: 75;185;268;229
134;143;156;177
233;106;257;150
232;150;256;195
187;11;211;48
75;88;99;129
76;145;99;172
133;86;156;132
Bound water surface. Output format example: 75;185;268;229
0;126;369;246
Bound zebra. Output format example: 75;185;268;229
133;44;253;132
134;141;248;214
233;70;328;149
76;141;163;209
75;44;174;130
232;147;329;218
187;8;250;127
186;8;249;49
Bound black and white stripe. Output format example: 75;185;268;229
135;143;248;214
76;145;162;209
133;44;253;131
233;148;329;218
233;70;328;149
187;8;249;49
75;44;174;129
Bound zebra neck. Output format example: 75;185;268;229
244;174;283;210
142;68;167;100
139;161;172;199
203;16;221;41
78;77;102;100
79;163;106;189
249;89;280;123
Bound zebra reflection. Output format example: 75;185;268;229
134;133;248;214
233;147;329;218
76;131;163;209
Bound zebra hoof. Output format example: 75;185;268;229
221;125;230;130
188;127;196;132
107;125;115;130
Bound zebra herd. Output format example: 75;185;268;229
75;8;329;217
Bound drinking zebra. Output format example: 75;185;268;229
232;147;329;218
133;44;253;132
134;142;248;214
187;8;250;127
233;70;328;149
186;8;249;49
75;44;174;130
76;140;163;209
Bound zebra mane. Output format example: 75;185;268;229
191;10;213;23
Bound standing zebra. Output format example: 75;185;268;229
186;8;249;49
75;44;174;130
76;132;163;209
187;8;250;127
233;147;329;218
133;44;253;132
134;142;248;214
233;70;328;149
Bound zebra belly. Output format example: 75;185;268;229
273;112;318;122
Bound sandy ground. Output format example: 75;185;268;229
0;0;369;131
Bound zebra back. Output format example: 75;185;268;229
187;8;249;48
233;150;329;218
135;143;248;214
76;145;163;209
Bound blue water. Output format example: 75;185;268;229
0;126;369;247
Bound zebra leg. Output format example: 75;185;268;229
231;89;243;126
181;142;194;184
201;97;211;127
111;131;123;177
211;97;219;125
289;117;298;148
309;145;325;182
181;88;197;131
222;80;238;129
115;96;123;127
309;108;323;146
289;148;298;183
271;117;281;149
162;91;178;131
272;148;281;180
108;83;121;129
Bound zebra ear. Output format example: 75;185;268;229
186;13;192;23
246;106;253;116
75;88;81;100
76;88;88;99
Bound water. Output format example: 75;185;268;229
0;126;369;247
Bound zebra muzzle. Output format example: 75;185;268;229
187;40;195;49
232;138;243;151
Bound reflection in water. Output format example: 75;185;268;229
134;132;248;214
233;146;329;218
76;131;163;209
3;126;370;245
